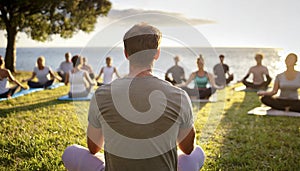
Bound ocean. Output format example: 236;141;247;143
0;47;284;83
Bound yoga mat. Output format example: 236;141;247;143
191;99;217;103
0;88;43;101
248;106;300;117
46;82;65;89
0;83;65;101
57;93;93;101
234;85;270;92
234;85;259;92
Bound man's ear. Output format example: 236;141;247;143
124;49;129;59
154;48;160;60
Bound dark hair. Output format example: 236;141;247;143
219;54;225;58
71;55;82;67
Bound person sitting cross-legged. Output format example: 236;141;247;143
65;55;96;98
22;56;61;88
62;23;205;171
257;53;300;112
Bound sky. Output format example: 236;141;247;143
0;0;299;52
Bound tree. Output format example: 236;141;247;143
0;0;111;72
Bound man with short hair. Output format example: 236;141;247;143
62;23;205;171
165;56;186;85
58;52;73;82
95;57;120;86
213;54;234;87
81;57;95;79
241;53;272;89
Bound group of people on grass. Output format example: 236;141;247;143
165;54;232;100
1;44;300;113
164;52;300;112
1;23;300;170
0;53;120;99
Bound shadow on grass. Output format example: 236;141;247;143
0;99;71;118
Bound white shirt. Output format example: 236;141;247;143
69;70;88;93
58;61;73;73
34;66;51;84
0;77;9;94
103;66;115;84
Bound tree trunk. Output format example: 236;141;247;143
5;27;17;73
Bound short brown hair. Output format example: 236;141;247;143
255;53;263;59
123;23;162;56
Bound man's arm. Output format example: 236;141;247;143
87;124;104;154
95;67;104;81
242;68;251;81
114;67;121;78
177;127;195;155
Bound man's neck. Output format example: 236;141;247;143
128;66;153;77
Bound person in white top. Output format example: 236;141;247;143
0;56;27;98
258;53;300;112
241;53;272;89
95;57;120;86
65;55;95;98
22;56;61;88
58;52;73;82
81;57;95;79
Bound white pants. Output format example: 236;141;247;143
62;144;205;171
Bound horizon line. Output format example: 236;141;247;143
0;46;283;49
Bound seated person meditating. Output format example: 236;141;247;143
22;56;61;88
178;55;218;99
0;57;27;98
165;56;186;85
241;53;272;90
65;55;95;98
95;57;121;86
62;23;205;171
257;53;300;112
57;52;73;82
81;57;95;79
213;54;234;87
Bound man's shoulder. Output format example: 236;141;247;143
213;63;222;69
114;76;184;91
223;63;229;67
261;65;269;70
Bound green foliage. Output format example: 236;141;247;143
0;0;111;41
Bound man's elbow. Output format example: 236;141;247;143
87;137;101;154
179;143;194;155
89;147;100;155
178;129;195;155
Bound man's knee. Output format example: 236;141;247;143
62;145;82;170
178;146;205;171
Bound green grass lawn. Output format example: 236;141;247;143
0;71;300;170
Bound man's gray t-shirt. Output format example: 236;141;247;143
166;66;185;84
88;76;193;171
